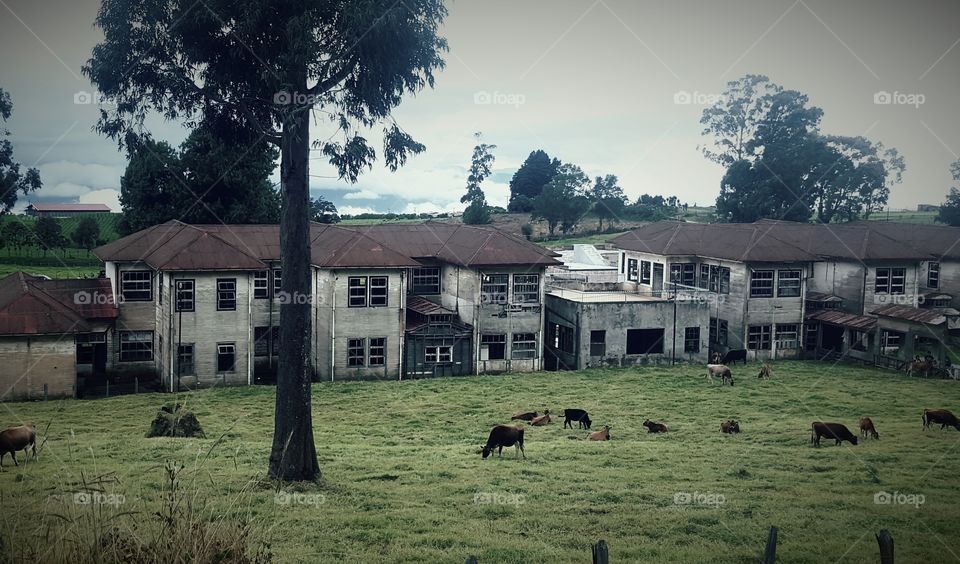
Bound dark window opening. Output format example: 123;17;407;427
626;328;664;355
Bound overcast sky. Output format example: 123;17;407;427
2;0;958;216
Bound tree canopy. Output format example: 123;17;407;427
532;163;590;236
0;88;42;215
590;175;627;231
461;132;495;225
937;160;960;226
508;150;559;212
310;195;341;224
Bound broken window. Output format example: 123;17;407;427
747;325;771;350
626;328;664;355
684;327;700;353
590;330;606;357
481;334;506;360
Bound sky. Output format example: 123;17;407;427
1;0;959;216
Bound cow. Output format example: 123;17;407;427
757;363;772;380
721;349;748;366
643;419;668;433
481;425;525;459
810;422;858;446
907;359;933;378
859;417;880;440
720;420;740;434
561;409;592;430
511;410;538;421
587;425;611;441
0;423;37;470
922;409;960;431
706;364;734;386
711;352;723;364
531;413;551;426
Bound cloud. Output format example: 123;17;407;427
342;190;382;200
337;205;379;216
38;161;120;190
41;182;92;198
79;189;121;211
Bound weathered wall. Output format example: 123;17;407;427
0;336;75;400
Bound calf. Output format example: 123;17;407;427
722;349;748;365
757;363;772;379
511;410;538;421
643;419;668;433
0;424;37;470
720;420;740;434
587;425;611;441
561;409;592;430
859;417;880;440
530;413;551;426
706;364;734;386
481;425;525;459
922;409;960;431
810;421;858;446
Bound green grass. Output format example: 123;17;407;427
866;210;940;224
544;230;629;247
2;362;960;563
0;263;102;280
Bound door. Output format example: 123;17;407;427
652;263;664;295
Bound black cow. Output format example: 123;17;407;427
810;422;858;446
561;409;592;430
721;349;748;365
481;425;525;459
922;409;960;431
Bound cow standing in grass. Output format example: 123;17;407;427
810;422;858;446
859;417;880;440
561;409;592;430
0;424;36;470
922;409;960;431
706;364;734;386
481;425;525;459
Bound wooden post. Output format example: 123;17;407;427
465;556;478;564
106;379;110;397
877;529;894;564
592;539;609;564
763;526;778;564
43;384;48;401
135;377;139;394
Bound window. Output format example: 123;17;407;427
549;323;575;354
76;333;105;364
159;273;163;305
273;269;282;297
348;338;366;366
119;331;153;362
217;278;237;310
775;323;799;349
640;261;652;285
120;270;152;301
254;326;280;357
880;330;903;355
512;333;537;359
698;264;711;290
718;267;730;294
217;343;236;372
626;328;664;355
348;277;367;307
481;274;508;305
627;259;639;282
177;344;194;375
369;276;388;307
412;267;441;294
513;274;540;304
425;345;453;363
369;338;386;366
805;324;819;351
875;267;906;295
684;327;701;353
750;270;774;298
670;263;696;286
928;262;940;289
481;334;506;360
851;330;870;352
748;325;772;350
253;271;269;299
777;270;802;297
590;330;606;357
175;280;195;312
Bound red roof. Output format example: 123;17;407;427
28;203;111;212
0;273;118;336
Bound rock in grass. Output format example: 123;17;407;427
146;403;206;438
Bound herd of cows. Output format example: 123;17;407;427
478;361;960;459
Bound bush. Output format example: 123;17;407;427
147;403;206;438
520;223;533;240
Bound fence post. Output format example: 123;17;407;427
135;377;139;394
592;539;609;564
43;384;48;401
465;556;478;564
877;529;894;564
106;379;110;398
763;526;778;564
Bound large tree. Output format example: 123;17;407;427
699;74;780;166
508;149;559;212
1;88;42;215
937;160;960;226
71;216;102;251
310;195;341;224
461;132;495;225
117;139;186;235
590;174;626;231
531;163;590;236
85;0;447;481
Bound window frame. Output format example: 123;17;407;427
589;330;606;357
875;267;906;295
747;324;772;350
481;273;509;305
684;327;701;353
120;270;152;302
348;338;366;367
412;267;441;294
777;269;802;298
253;271;269;299
750;270;775;298
512;274;540;304
272;269;282;298
627;259;639;282
626;328;665;355
481;333;507;360
425;345;453;364
174;279;195;312
119;331;154;362
216;343;236;372
216;278;237;311
928;262;940;289
176;343;195;375
511;333;537;360
640;261;652;285
368;337;386;366
369;276;388;308
348;277;368;308
775;323;799;349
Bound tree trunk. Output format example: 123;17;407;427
269;72;320;482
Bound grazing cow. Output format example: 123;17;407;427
561;409;592;430
706;364;734;386
0;424;37;470
859;417;880;440
587;425;611;441
721;349;748;366
531;413;551;426
720;420;741;434
757;363;772;379
922;409;960;431
810;422;858;446
481;425;525;459
643;419;668;433
511;410;538;421
907;359;933;378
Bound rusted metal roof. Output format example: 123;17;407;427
806;309;877;330
806;292;843;303
0;273;118;336
406;295;454;316
871;304;949;325
28;203;111;212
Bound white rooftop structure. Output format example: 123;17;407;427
555;244;618;271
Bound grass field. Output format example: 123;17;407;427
2;361;960;562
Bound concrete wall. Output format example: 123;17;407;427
0;336;76;400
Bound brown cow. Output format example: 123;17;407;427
643;419;668;433
587;425;611;441
530;413;551;426
810;421;858;446
859;417;880;440
0;424;37;470
922;409;960;431
481;425;525;459
511;410;538;421
706;364;734;386
720;420;741;434
757;363;772;379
